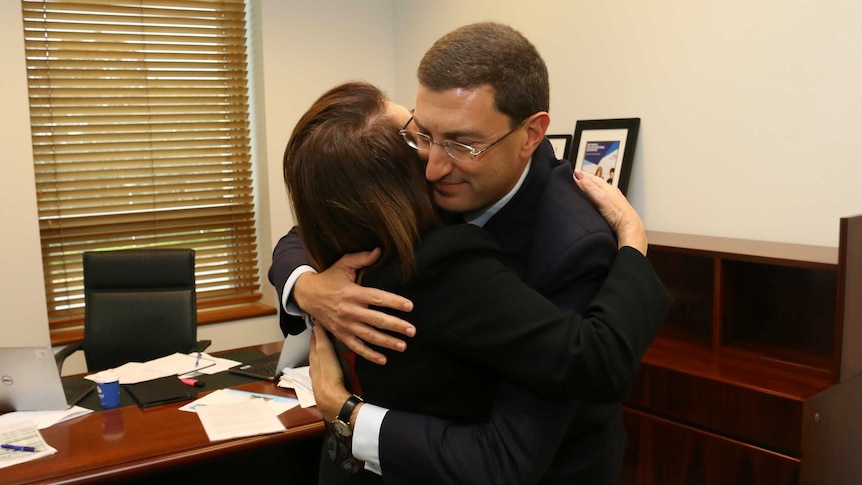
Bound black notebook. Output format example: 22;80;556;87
62;379;95;407
125;376;198;408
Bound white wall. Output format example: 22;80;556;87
0;2;51;348
4;0;859;372
259;0;396;246
393;0;862;247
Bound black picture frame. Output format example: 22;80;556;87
571;118;640;195
546;134;573;161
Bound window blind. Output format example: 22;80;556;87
21;0;265;333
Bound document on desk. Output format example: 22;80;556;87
178;353;241;377
0;406;93;430
0;421;57;469
196;399;286;441
179;388;298;416
85;352;221;384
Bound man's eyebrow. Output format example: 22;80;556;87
412;116;482;140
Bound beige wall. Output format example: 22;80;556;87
392;0;862;247
0;2;51;348
259;0;397;249
3;0;860;372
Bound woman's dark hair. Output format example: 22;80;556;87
283;81;440;280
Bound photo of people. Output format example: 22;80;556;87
582;140;619;183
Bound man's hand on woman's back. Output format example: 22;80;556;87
293;248;416;365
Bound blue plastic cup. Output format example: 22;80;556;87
93;370;121;409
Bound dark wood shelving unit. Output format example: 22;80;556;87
620;215;862;485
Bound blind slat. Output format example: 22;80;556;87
38;204;257;228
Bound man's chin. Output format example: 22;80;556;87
433;192;468;214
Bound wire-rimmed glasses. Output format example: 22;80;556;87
399;115;528;162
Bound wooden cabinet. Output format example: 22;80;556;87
621;215;862;485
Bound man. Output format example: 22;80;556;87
270;22;647;483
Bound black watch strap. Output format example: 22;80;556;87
328;394;365;474
337;394;363;426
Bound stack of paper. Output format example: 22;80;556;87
84;352;240;384
278;366;315;407
0;406;92;430
0;421;57;469
196;399;286;441
179;388;298;415
179;389;299;442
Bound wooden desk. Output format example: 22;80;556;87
4;342;324;485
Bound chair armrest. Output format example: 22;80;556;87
54;343;83;373
190;340;212;353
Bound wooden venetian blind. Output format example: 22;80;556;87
21;0;266;333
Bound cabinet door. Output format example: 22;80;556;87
622;408;799;485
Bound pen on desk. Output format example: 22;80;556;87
2;444;37;452
195;351;201;368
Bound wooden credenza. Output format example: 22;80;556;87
620;215;862;485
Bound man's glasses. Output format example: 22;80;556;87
399;115;528;162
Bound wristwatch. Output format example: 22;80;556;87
332;394;363;437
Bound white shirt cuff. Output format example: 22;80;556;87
281;265;317;316
353;403;388;475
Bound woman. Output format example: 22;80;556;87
283;81;669;484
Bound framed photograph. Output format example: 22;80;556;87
547;134;573;161
571;118;640;195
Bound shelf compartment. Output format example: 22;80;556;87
719;260;838;377
621;407;800;485
647;250;714;347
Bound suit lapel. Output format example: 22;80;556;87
483;139;557;279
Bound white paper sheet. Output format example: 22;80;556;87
0;421;57;469
178;354;241;377
84;352;226;384
277;366;316;408
178;388;298;416
195;399;286;441
0;406;93;430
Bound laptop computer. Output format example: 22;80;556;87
0;346;94;412
228;334;310;382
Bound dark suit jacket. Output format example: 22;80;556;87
377;140;640;485
269;139;670;484
318;228;669;484
269;226;311;336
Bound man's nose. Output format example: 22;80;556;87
424;144;453;181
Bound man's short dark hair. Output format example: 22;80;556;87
418;22;550;126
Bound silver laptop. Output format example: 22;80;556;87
0;346;92;412
228;333;310;381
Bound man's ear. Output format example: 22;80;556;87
520;112;551;157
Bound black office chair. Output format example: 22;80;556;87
55;248;211;373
